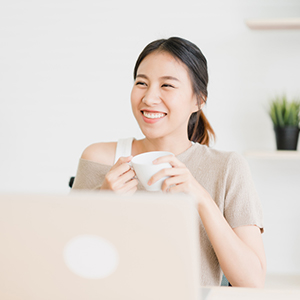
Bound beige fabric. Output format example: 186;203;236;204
73;142;264;286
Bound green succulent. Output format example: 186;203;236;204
269;95;300;128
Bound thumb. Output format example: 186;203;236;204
111;156;133;169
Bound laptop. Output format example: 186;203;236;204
0;192;202;300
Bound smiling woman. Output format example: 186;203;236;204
72;37;266;287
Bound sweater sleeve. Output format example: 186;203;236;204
72;159;111;190
223;152;264;233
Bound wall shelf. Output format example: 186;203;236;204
244;150;300;160
245;18;300;30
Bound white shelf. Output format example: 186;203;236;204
244;150;300;160
245;18;300;30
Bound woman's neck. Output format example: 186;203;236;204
132;136;192;156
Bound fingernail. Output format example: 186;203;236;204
148;180;152;185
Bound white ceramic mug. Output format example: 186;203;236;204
131;151;174;192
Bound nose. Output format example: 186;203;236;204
142;88;161;106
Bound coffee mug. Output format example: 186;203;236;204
131;151;174;192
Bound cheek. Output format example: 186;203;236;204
130;89;141;117
130;89;137;108
130;87;141;106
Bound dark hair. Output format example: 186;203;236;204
133;37;215;146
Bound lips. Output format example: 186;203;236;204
141;110;167;123
142;111;166;119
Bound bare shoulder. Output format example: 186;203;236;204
81;142;117;166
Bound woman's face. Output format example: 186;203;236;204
131;51;199;141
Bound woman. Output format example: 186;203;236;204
73;37;266;287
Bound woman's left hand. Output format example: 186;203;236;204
148;155;211;204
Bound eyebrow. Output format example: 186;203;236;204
136;74;180;82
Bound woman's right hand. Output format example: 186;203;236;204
101;156;138;194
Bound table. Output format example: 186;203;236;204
200;287;300;300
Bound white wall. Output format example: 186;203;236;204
1;0;300;274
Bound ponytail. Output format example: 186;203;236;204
188;110;215;146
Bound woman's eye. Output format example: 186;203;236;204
162;84;174;88
136;81;146;86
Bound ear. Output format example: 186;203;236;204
192;95;206;113
199;101;205;110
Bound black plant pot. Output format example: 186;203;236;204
274;126;300;150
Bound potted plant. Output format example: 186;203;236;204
269;95;300;150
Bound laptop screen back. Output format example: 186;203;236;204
0;192;201;300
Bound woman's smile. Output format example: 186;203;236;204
141;110;167;123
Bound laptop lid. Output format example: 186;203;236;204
0;192;201;300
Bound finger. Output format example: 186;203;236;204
122;169;137;183
116;178;138;194
161;174;188;192
167;183;186;194
113;169;136;188
111;156;133;170
152;155;184;168
125;178;138;191
148;167;186;186
111;160;133;177
105;166;133;190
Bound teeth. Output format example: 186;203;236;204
143;111;165;119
